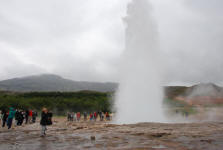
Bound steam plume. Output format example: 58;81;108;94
114;0;165;124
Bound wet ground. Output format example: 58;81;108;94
1;118;223;150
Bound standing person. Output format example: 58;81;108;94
47;111;53;125
25;110;29;124
90;113;93;121
70;112;74;122
17;110;24;126
105;112;110;121
7;107;15;129
32;111;37;123
40;108;53;137
28;110;33;123
84;112;87;121
21;111;25;125
2;109;8;127
15;109;19;126
100;112;104;121
40;108;48;137
77;112;81;121
93;112;97;121
73;112;77;122
98;111;102;121
67;112;71;121
0;110;2;125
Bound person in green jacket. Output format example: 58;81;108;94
7;107;15;129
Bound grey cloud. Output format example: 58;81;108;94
0;0;128;82
151;0;223;85
0;0;222;85
184;0;223;16
0;44;46;80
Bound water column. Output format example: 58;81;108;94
115;0;165;124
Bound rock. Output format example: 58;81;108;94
200;139;213;143
73;126;84;130
90;136;96;141
150;133;171;138
76;126;84;130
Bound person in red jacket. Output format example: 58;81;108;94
94;112;97;121
76;112;81;121
90;113;93;121
105;112;110;121
28;110;33;123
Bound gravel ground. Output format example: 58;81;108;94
0;118;223;150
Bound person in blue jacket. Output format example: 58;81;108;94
7;107;15;129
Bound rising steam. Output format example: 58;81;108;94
114;0;165;124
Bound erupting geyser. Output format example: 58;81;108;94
115;0;165;124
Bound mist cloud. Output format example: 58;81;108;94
0;0;222;85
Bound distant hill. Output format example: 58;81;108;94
0;74;222;104
165;83;223;105
165;83;223;98
0;74;118;92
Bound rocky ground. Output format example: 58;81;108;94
0;118;223;150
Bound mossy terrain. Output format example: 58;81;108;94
0;91;113;115
163;98;198;115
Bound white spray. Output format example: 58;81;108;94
114;0;165;124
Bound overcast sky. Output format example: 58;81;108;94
0;0;222;85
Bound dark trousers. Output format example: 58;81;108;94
7;118;13;129
32;117;36;123
25;116;28;124
17;119;21;126
2;119;7;127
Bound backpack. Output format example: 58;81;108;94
46;113;53;125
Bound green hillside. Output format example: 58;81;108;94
0;91;113;115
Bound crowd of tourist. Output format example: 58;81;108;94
0;107;38;129
0;107;53;137
1;107;111;137
67;111;111;122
